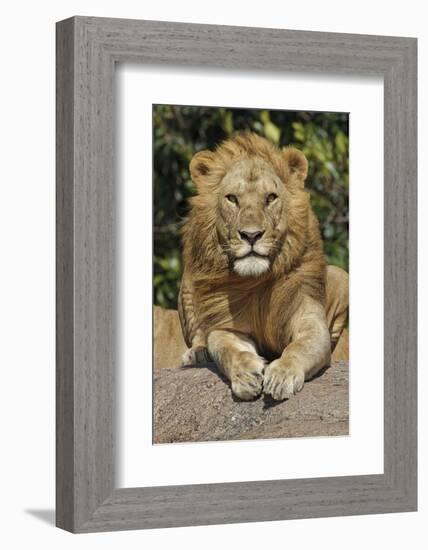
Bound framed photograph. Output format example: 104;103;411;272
56;16;417;532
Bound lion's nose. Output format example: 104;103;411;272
239;230;265;246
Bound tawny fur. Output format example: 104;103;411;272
153;266;348;370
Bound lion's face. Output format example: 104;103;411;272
185;133;310;279
216;158;287;277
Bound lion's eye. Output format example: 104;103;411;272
266;193;278;204
226;194;238;205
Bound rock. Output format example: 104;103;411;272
153;361;349;443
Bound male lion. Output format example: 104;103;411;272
178;132;348;401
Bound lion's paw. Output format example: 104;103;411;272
263;359;304;401
230;352;265;401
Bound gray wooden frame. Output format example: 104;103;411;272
56;16;417;533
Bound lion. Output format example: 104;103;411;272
175;132;348;401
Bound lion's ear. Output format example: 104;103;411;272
189;150;216;189
282;147;308;187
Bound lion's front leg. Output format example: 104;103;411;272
264;296;331;401
207;330;265;401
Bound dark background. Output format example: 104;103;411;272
153;105;349;310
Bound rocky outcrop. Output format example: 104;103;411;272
153;360;349;443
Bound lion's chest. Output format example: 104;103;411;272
197;278;297;357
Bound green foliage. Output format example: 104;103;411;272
153;105;349;309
